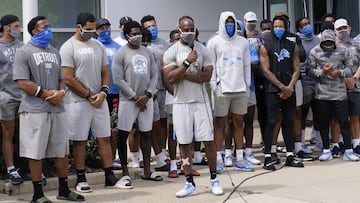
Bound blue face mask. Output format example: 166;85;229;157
120;31;125;39
98;29;112;44
225;23;235;37
31;27;53;48
300;25;313;37
147;26;158;41
274;28;285;39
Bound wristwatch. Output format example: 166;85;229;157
145;91;152;98
183;59;191;68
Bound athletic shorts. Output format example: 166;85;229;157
153;99;160;122
348;92;360;116
247;91;256;107
65;101;111;141
295;80;303;106
0;102;19;121
19;112;69;160
214;87;248;117
157;89;168;118
173;102;213;144
117;99;154;132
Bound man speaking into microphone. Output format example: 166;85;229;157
163;15;223;198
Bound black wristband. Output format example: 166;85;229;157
145;91;152;98
36;86;43;97
183;59;191;68
101;85;109;95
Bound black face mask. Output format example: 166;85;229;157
320;42;336;52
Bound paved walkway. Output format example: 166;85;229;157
1;127;360;203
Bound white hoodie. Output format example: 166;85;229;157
207;11;251;94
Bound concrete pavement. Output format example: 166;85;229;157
1;127;360;203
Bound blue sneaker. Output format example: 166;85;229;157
319;151;333;161
343;150;360;161
176;182;197;198
210;178;224;196
216;164;224;174
331;146;340;158
233;160;254;172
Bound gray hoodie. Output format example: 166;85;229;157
307;30;353;100
0;38;23;103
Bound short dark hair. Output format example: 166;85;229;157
260;19;272;28
295;17;309;32
76;12;96;27
141;28;152;43
321;13;336;22
272;15;288;30
27;16;46;36
123;20;141;36
320;21;334;32
178;16;194;25
119;16;132;26
140;15;155;26
169;29;179;39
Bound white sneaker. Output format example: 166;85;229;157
76;182;92;193
245;153;261;165
343;150;360;161
176;182;197;198
319;151;332;161
224;154;233;167
210;178;224;196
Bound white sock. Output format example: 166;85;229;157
245;148;252;155
323;149;331;153
271;145;277;153
352;139;360;148
7;166;15;173
156;152;166;167
331;143;339;149
216;151;222;161
301;129;306;143
294;142;303;153
139;150;143;161
236;149;244;161
286;152;294;157
170;160;177;171
194;151;202;163
225;149;232;156
345;149;353;153
131;151;140;165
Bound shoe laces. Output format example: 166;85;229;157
10;169;21;178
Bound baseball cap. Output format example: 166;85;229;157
321;29;336;42
119;16;132;26
244;11;258;21
0;15;19;32
96;18;111;29
334;18;348;30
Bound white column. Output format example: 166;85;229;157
22;0;38;43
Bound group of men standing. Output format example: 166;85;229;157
1;8;360;202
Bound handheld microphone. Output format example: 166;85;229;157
189;41;199;69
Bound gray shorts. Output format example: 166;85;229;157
247;91;256;107
157;89;168;118
19;112;69;160
214;87;248;117
0;102;19;121
65;101;111;141
117;99;154;132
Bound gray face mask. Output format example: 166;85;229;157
80;26;94;40
128;35;142;46
247;23;256;31
337;30;350;40
9;29;21;39
180;31;195;44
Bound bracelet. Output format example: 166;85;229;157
35;86;43;97
85;89;92;99
183;59;191;68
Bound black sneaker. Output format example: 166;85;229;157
285;155;304;168
295;150;314;161
332;146;340;158
353;145;360;156
8;168;24;185
263;157;276;171
271;153;281;164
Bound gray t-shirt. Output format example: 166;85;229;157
0;38;24;103
60;36;108;103
13;42;64;112
163;41;212;103
112;44;158;101
147;38;170;90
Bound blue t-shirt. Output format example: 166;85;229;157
102;40;121;94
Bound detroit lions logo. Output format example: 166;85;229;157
274;48;290;62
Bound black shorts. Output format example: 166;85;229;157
348;92;360;116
